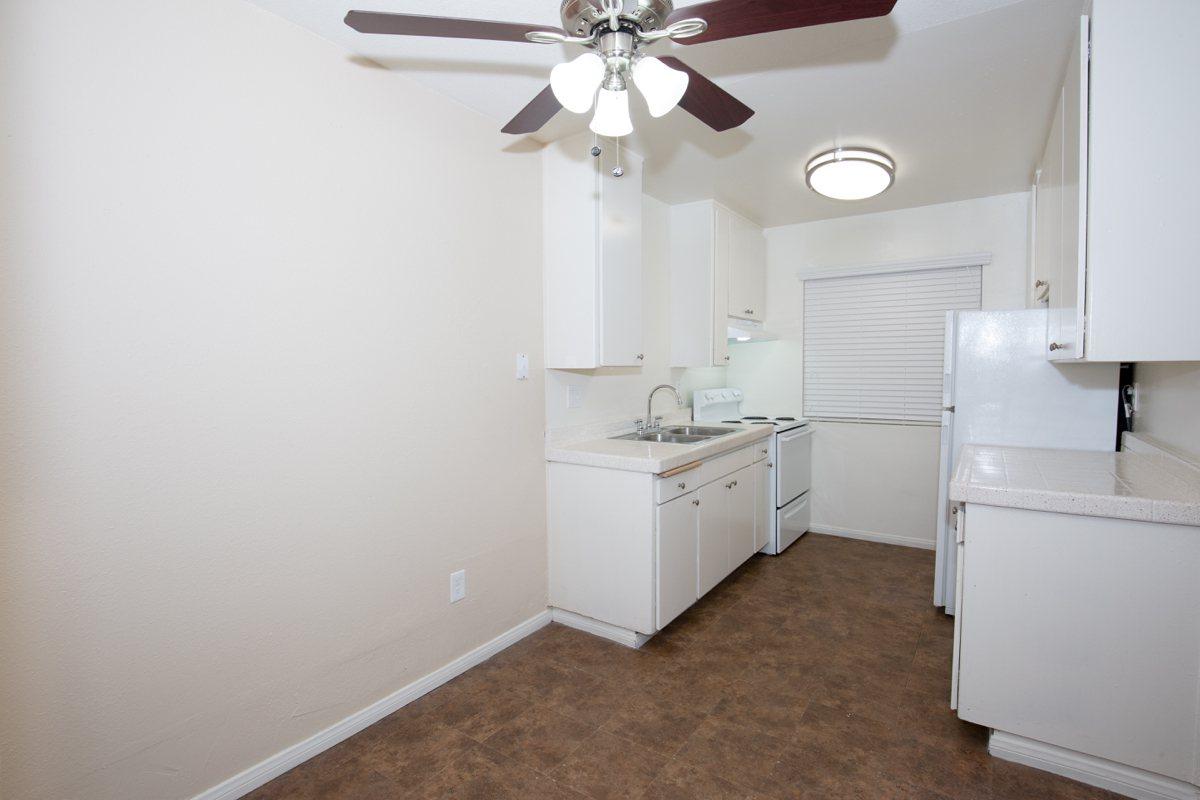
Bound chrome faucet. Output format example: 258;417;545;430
641;384;682;432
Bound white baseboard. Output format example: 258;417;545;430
808;523;935;551
549;608;652;649
192;610;553;800
989;730;1200;800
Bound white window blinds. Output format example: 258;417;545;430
803;265;983;423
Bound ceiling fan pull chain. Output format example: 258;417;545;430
612;137;624;179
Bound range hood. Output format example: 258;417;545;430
727;318;778;343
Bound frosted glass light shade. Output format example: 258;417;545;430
590;88;633;137
632;56;689;118
550;53;605;114
805;148;895;200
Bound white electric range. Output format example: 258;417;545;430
693;389;812;555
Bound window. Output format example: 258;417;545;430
803;265;983;423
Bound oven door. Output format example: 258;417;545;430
777;492;810;553
775;425;812;507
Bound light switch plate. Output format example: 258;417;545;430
516;353;529;381
450;570;466;603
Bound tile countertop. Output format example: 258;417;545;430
950;442;1200;526
546;422;773;475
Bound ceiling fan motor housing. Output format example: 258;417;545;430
559;0;674;38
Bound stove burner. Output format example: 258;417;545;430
722;420;743;424
776;417;797;422
743;416;769;420
751;421;775;425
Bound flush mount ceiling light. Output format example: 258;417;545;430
344;1;900;137
806;148;896;201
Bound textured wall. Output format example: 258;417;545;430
0;1;547;798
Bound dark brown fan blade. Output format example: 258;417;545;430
344;11;565;43
658;57;754;132
501;86;562;135
667;0;897;45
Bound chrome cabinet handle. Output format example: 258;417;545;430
677;482;686;490
767;462;773;468
1049;342;1067;352
744;308;754;315
733;480;738;487
724;355;731;362
692;499;700;506
636;354;645;361
761;448;768;455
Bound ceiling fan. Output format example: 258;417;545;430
345;1;898;137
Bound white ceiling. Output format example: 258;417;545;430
245;0;1080;227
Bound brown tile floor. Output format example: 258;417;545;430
246;533;1121;799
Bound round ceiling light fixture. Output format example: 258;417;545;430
805;148;896;201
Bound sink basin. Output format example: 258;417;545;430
610;425;738;445
611;432;711;444
661;426;738;438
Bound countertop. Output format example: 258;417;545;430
950;441;1200;526
546;422;773;474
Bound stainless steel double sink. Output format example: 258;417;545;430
611;426;738;445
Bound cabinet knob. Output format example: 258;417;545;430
744;308;754;315
1049;342;1067;352
733;480;738;487
677;482;686;490
1035;280;1049;288
692;499;700;506
636;354;645;361
767;462;773;468
761;448;768;455
724;355;731;362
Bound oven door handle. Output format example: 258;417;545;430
777;427;813;443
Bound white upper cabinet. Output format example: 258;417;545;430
669;200;766;367
544;133;644;369
1036;3;1200;362
728;212;767;322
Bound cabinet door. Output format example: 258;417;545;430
697;481;728;597
598;143;644;367
656;493;699;630
728;214;766;322
712;207;731;367
728;466;756;568
1048;15;1089;362
1042;87;1067;357
754;458;771;552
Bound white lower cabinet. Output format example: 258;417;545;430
656;493;699;630
696;479;729;597
954;504;1200;790
753;457;771;552
549;443;771;640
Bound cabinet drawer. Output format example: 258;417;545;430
697;444;755;485
656;469;700;505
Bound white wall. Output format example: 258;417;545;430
0;2;548;799
544;196;726;432
728;193;1030;546
1134;364;1200;462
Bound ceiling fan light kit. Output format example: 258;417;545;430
551;53;606;113
591;87;634;137
806;147;896;201
343;0;899;136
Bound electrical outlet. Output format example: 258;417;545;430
450;570;466;604
516;353;529;381
567;385;583;409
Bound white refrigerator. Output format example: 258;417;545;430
933;310;1119;612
